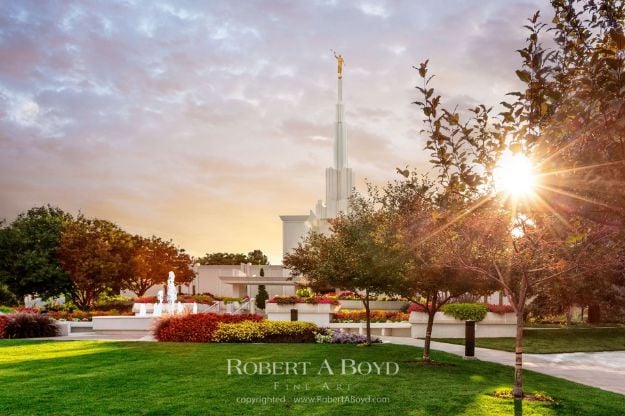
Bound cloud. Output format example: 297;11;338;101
0;0;551;263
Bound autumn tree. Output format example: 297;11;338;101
58;216;133;310
284;192;405;345
378;174;495;362
124;235;196;296
0;206;73;301
411;0;625;398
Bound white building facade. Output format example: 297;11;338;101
280;76;354;257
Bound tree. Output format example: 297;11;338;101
0;206;73;301
57;216;133;310
124;236;196;297
411;1;625;397
285;192;405;345
197;250;269;265
247;250;269;265
378;174;495;362
255;285;269;309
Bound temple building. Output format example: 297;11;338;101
280;75;354;257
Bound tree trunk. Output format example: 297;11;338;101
588;304;601;324
565;306;573;326
363;292;372;346
513;307;524;399
423;310;436;362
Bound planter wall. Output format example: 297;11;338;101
266;303;340;326
409;311;516;338
328;322;411;337
132;302;216;315
338;300;409;310
92;316;157;333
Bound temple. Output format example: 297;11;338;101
280;75;354;258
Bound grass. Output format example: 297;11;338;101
0;341;624;415
433;327;625;354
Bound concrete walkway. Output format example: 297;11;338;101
380;336;625;396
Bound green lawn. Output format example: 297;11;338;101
0;341;624;415
434;327;625;354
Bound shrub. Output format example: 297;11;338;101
442;303;488;322
178;295;214;304
134;296;157;303
95;300;134;312
295;288;312;298
3;313;59;338
332;310;409;323
487;304;515;314
154;313;263;342
13;307;40;314
0;306;14;314
255;285;269;310
213;320;319;343
267;295;339;305
0;315;9;338
407;304;426;312
46;310;134;321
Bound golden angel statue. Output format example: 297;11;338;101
333;50;344;79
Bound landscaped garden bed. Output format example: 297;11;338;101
332;310;409;323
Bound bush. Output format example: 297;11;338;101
332;310;409;323
134;296;157;303
442;303;488;322
0;315;9;338
95;300;134;312
0;306;14;314
268;295;339;305
0;284;18;306
154;313;263;342
407;304;426;312
3;313;59;338
487;304;515;314
178;295;214;304
295;288;312;298
213;320;319;343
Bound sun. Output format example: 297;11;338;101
493;151;537;199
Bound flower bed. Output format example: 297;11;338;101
213;321;319;343
47;310;134;321
154;313;263;342
315;328;382;344
332;310;409;323
268;295;339;305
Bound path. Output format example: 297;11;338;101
380;336;625;396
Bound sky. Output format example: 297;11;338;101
0;0;551;264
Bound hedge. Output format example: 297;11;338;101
154;313;263;342
1;313;59;339
441;303;488;322
213;320;319;343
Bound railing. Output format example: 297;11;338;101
202;302;219;313
233;300;250;314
